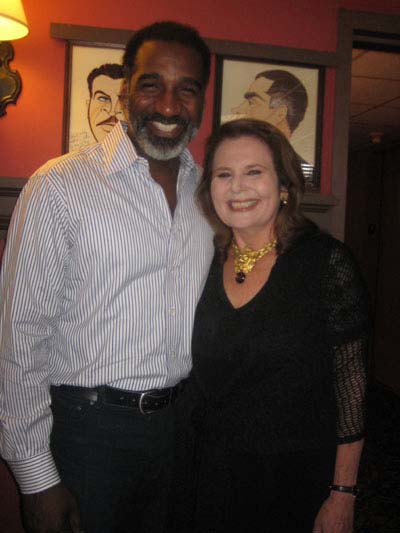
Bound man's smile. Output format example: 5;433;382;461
148;120;183;137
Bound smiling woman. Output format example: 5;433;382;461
173;118;369;533
210;135;283;251
198;118;310;258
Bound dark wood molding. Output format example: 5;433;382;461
301;193;338;213
349;10;400;35
50;23;131;48
0;177;27;231
50;22;338;67
0;177;27;194
330;9;400;240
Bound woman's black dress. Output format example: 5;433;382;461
175;231;369;532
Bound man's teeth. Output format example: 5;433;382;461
152;121;178;132
231;200;257;209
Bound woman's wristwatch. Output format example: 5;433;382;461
329;484;359;496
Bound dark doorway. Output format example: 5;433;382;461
346;46;400;394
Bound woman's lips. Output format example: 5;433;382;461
229;200;259;211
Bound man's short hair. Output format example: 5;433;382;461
122;21;211;85
256;70;308;133
87;63;124;97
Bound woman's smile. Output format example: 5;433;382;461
228;199;259;211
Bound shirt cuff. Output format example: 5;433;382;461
8;450;61;494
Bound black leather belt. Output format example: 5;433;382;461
54;383;184;415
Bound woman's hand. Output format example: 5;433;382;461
313;491;355;533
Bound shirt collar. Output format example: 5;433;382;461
100;121;197;178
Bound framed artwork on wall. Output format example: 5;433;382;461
214;57;324;191
53;22;335;197
64;44;124;152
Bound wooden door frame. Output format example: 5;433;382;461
331;9;400;240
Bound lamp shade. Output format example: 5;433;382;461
0;0;29;40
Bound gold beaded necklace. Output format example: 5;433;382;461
232;238;277;284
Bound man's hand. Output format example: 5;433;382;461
21;483;82;533
313;491;355;533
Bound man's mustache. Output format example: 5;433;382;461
96;116;120;127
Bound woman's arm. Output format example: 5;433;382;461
313;439;363;533
333;439;364;486
314;241;369;532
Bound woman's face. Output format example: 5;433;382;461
210;135;283;246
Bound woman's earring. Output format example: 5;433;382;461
281;192;288;205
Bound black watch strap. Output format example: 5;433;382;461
329;484;359;496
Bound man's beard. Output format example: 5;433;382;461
129;111;198;161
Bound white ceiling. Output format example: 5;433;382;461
349;48;400;150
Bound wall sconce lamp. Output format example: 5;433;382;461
0;0;29;117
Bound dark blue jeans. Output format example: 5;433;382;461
50;386;176;533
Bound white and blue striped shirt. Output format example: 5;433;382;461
0;122;214;494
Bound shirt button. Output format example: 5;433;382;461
171;351;176;358
170;308;176;316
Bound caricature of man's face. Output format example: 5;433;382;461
88;75;124;142
232;77;288;134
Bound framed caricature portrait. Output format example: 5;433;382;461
54;22;333;196
214;57;324;190
64;44;124;152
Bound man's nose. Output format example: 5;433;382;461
114;99;124;117
155;89;181;117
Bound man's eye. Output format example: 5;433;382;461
139;82;159;92
97;96;111;103
180;86;198;96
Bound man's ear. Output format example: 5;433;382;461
275;104;288;122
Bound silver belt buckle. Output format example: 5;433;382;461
139;391;152;415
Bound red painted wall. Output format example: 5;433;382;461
0;1;399;529
0;0;399;188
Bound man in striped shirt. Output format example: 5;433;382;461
0;21;213;533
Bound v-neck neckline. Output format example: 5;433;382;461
219;254;281;311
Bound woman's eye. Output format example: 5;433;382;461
247;168;262;176
214;171;231;179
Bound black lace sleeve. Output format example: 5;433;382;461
324;241;369;444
